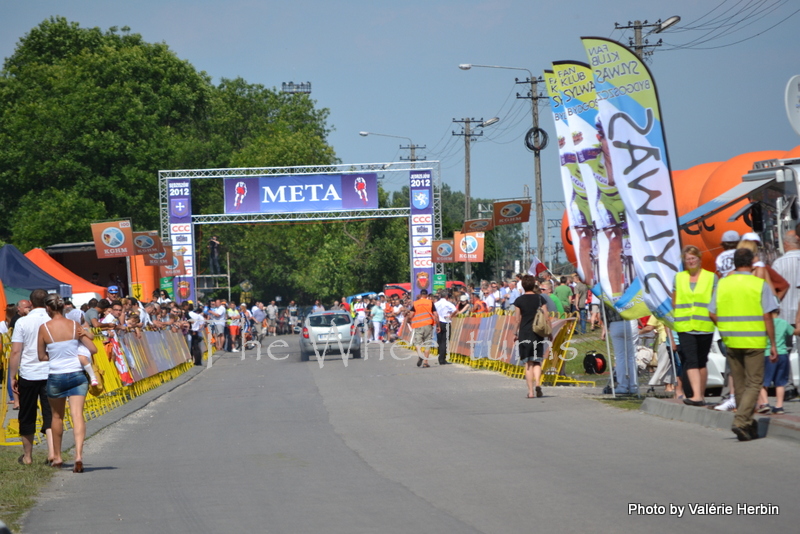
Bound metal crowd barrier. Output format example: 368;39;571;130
1;327;200;446
398;310;592;386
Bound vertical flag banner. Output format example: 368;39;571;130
493;199;531;226
454;232;485;263
553;61;646;319
410;170;434;296
432;240;455;263
91;220;134;259
167;179;195;302
582;37;680;321
544;69;594;287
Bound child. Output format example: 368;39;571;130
77;330;99;387
756;310;791;414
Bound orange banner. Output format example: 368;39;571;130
462;218;493;233
91;220;135;259
432;240;455;263
493;199;531;226
132;231;165;255
454;232;484;263
159;253;185;278
144;239;173;267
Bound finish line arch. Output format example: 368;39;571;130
158;161;442;303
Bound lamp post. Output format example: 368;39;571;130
359;131;425;168
452;116;499;284
459;63;546;264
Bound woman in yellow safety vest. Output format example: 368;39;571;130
672;245;717;406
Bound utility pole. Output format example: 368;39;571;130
453;117;498;284
399;144;426;169
515;76;547;261
615;17;681;61
523;184;531;270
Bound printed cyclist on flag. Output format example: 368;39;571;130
354;176;368;204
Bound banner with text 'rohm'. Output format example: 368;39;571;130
581;37;680;322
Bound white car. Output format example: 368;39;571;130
299;310;362;361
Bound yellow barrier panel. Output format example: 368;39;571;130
2;327;195;447
406;311;595;386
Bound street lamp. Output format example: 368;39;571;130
460;63;546;265
359;131;425;167
452;116;499;284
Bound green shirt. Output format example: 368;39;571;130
553;284;572;312
766;316;792;356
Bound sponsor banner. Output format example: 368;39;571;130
454;232;485;263
552;61;647;319
433;274;446;292
91;220;134;259
170;223;192;234
432;239;455;263
411;224;433;236
409;169;434;297
462;218;494;233
582;37;680;322
493;199;531;226
544;69;593;286
159;254;185;278
132;231;165;255
144;246;172;267
168;179;195;303
171;233;193;246
223;173;378;214
412;235;431;247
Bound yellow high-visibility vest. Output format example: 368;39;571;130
673;269;715;333
715;273;767;349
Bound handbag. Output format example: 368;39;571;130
532;295;552;338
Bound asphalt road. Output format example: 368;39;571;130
24;336;799;533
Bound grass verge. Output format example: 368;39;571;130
0;448;64;532
596;397;646;410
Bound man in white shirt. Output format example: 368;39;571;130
251;301;266;341
210;299;227;350
9;289;55;465
188;305;207;365
434;290;457;365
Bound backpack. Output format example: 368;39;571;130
532;295;552;338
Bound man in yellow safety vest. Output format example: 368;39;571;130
710;248;778;441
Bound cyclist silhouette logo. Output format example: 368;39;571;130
234;181;248;209
354;176;368;204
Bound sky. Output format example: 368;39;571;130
2;0;799;255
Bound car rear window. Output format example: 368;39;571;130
309;314;351;327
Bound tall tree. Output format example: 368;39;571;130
0;17;213;247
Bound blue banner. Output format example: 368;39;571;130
224;174;378;214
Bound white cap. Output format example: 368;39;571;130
741;232;761;243
721;230;740;243
460;294;469;301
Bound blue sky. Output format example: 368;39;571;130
2;1;799;251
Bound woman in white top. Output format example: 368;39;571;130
37;294;98;472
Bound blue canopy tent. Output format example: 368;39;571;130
0;244;71;298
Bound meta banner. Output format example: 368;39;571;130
410;169;434;296
91;220;134;259
224;174;378;214
493;199;531;226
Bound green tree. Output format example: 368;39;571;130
0;17;213;243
